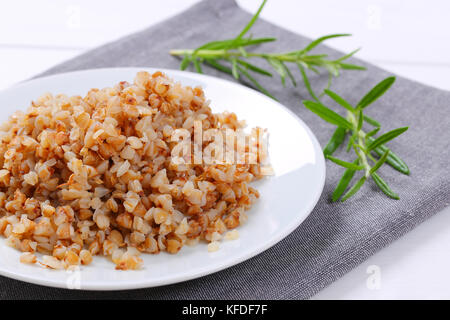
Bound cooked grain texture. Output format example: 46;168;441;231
0;71;266;270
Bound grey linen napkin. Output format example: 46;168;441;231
2;0;450;299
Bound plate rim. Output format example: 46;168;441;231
0;67;326;291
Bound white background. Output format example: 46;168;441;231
1;0;449;299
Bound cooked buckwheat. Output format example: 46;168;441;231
0;71;268;270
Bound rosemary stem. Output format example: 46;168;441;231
170;49;305;63
347;111;372;177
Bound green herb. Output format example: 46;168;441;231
303;76;409;201
169;0;365;99
169;0;409;202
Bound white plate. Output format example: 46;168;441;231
0;68;325;290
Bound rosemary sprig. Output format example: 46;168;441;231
170;0;409;202
170;0;365;99
303;77;409;201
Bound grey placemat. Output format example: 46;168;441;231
2;0;450;299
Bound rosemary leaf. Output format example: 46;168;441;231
357;76;396;109
282;61;297;87
334;48;361;62
204;59;233;74
346;134;355;152
326;155;364;170
369;150;390;174
193;59;203;74
303;100;353;129
367;127;408;151
236;59;272;77
237;65;276;100
332;159;359;202
233;0;267;43
368;139;410;175
341;176;367;202
267;58;287;86
340;63;367;70
238;46;248;58
298;63;319;101
323;127;347;156
366;127;380;138
180;55;191;70
363;115;381;127
231;59;239;80
301;33;351;55
356;109;363;131
324;89;355;112
371;172;400;199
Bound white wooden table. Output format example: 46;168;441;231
1;0;449;299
